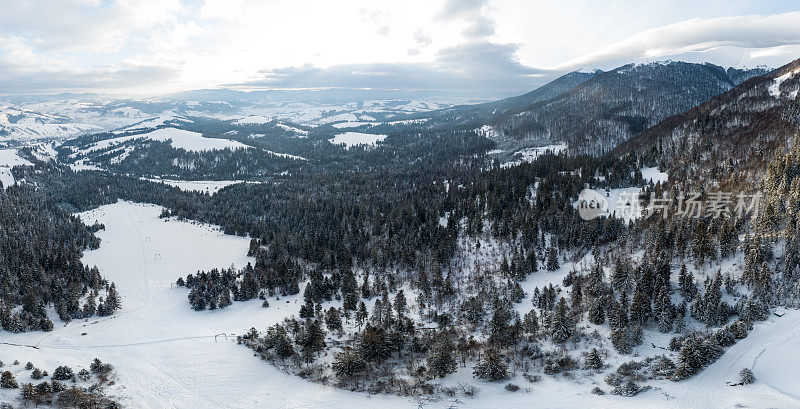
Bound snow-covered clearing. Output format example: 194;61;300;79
0;148;32;188
69;158;104;172
641;166;668;184
328;132;387;149
502;144;567;167
331;121;377;129
84;128;250;154
274;123;309;136
573;167;669;223
263;149;306;161
233;115;271;125
1;201;798;408
768;67;800;98
113;114;193;133
141;178;246;195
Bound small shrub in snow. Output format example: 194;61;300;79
522;373;541;383
543;358;561;375
50;380;66;392
90;358;112;375
52;366;74;381
504;383;520;392
459;383;478;397
616;360;645;377
591;386;606;395
610;380;648;397
78;369;91;381
25;362;33;370
31;368;44;380
649;356;677;378
605;372;624;386
740;368;755;384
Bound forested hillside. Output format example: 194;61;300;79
0;185;119;333
488;62;767;154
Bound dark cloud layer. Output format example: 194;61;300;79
230;42;551;98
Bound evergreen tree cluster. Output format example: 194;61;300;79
0;185;119;333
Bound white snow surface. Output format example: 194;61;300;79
641;166;668;184
768;67;800;98
274;123;309;136
502;143;567;167
85;128;250;153
233;115;271;125
328;132;387;148
2;201;800;408
141;178;245;194
574;167;669;223
113;114;193;133
0;148;32;188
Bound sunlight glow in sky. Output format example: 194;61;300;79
1;0;799;97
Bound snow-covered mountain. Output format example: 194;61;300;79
618;58;800;184
486;61;769;155
0;95;478;146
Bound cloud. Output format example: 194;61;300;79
554;11;800;70
0;0;183;53
227;41;550;98
436;0;487;20
0;63;178;95
463;16;495;39
436;0;496;41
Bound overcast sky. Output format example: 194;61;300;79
1;0;800;97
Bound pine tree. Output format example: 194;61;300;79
427;333;457;378
341;270;359;312
356;301;368;329
473;349;508;381
325;307;343;333
674;336;724;380
0;371;18;389
359;325;392;364
299;320;326;363
658;308;673;333
739;368;755;384
629;290;651;325
551;297;573;343
585;348;603;370
394;290;407;320
588;296;606;325
546;246;560;271
522;309;539;335
332;347;366;380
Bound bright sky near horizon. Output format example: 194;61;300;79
1;0;800;97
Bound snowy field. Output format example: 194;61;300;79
0;200;797;408
328;132;387;149
573;167;669;223
502;144;568;167
82;128;250;154
140;178;246;195
0;148;32;188
113;114;193;134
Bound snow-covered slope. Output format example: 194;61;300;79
0;148;32;187
83;128;250;153
328;132;387;149
2;201;798;408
